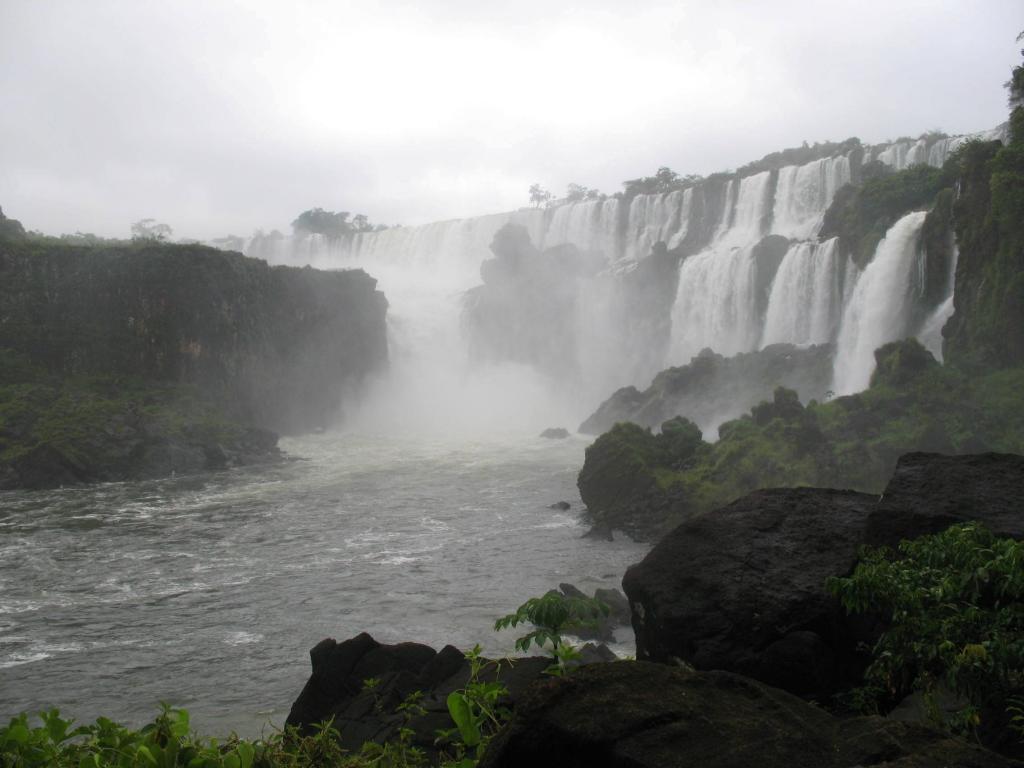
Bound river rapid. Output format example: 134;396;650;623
0;432;646;736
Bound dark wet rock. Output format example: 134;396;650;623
552;584;631;643
582;524;614;541
558;583;588;600
548;501;571;510
479;662;1019;768
593;588;630;626
622;451;1024;701
286;632;551;757
573;643;618;666
623;487;876;698
867;451;1024;545
540;427;570;439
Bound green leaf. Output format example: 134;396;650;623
446;692;481;748
5;723;30;744
235;742;254;768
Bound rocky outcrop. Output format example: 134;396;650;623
285;632;550;757
462;224;603;380
577;339;1024;541
867;451;1024;545
623;487;876;696
622;452;1024;701
578;342;833;435
479;662;1020;768
551;584;631;643
462;224;680;393
0;241;388;435
0;240;387;488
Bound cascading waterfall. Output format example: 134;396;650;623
831;211;928;395
771;156;851;240
668;172;771;360
241;126;1008;433
623;189;691;263
543;197;621;259
761;238;843;347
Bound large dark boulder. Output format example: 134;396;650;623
623;487;876;696
867;452;1024;545
479;662;1019;768
622;452;1024;701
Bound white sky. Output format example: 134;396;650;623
0;0;1020;240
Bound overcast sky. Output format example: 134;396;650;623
1;1;1020;240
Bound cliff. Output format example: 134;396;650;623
943;111;1024;367
0;240;388;488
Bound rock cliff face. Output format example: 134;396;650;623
944;119;1024;367
0;241;388;434
0;241;388;488
461;223;679;390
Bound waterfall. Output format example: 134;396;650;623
831;211;928;394
761;238;843;347
236;124;1009;431
668;172;771;360
623;189;692;263
542;198;621;259
917;242;959;361
770;156;851;239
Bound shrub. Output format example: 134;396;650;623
827;522;1024;738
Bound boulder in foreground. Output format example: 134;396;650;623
479;662;1019;768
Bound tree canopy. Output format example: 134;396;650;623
290;208;382;237
130;219;173;242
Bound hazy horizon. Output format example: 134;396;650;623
1;0;1020;241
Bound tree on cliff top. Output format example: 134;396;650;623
291;208;378;237
130;219;172;242
565;183;604;203
0;206;26;241
621;167;702;197
528;184;552;209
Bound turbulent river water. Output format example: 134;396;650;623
0;432;646;735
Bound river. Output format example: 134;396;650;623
0;431;646;736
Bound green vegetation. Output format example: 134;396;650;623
494;592;610;674
291;209;384;237
131;219;173;242
579;339;1024;538
438;647;509;768
620;167;703;198
3;599;613;768
0;206;26;241
0;705;360;768
820;159;958;267
0;350;272;488
526;184;552;209
944;59;1024;366
827;523;1024;741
